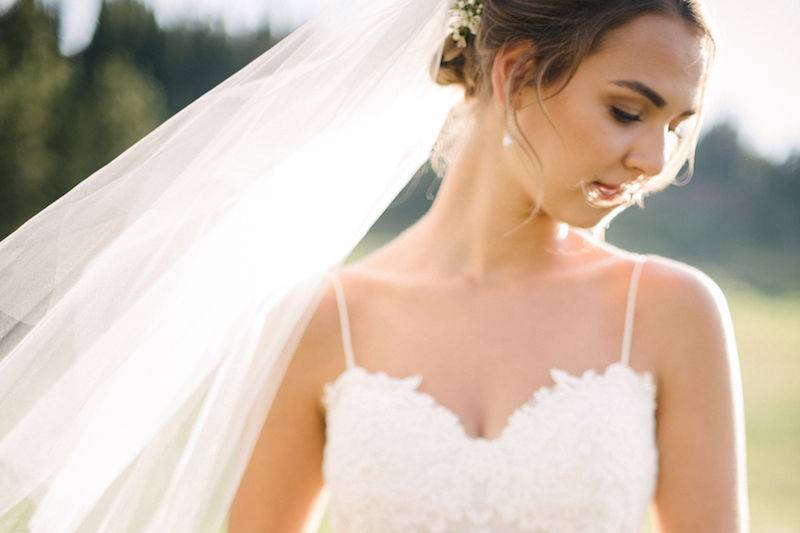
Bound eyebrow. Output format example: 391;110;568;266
610;79;696;117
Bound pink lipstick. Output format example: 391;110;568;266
590;181;623;200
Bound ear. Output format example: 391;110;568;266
491;41;534;111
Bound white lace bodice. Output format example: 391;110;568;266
320;256;659;532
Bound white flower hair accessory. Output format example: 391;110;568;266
447;0;484;48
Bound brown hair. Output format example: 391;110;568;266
434;0;716;201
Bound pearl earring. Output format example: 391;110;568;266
501;129;513;147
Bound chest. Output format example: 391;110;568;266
330;273;653;441
320;363;659;532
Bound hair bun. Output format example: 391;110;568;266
436;35;482;98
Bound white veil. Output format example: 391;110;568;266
0;0;463;530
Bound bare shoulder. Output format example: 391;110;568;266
228;272;359;532
636;254;735;379
294;265;389;403
637;255;749;531
639;254;727;307
292;271;364;403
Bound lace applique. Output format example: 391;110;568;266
321;362;658;533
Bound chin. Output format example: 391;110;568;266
539;192;630;229
546;204;611;229
566;216;605;230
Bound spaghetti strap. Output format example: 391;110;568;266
327;270;356;370
620;255;647;366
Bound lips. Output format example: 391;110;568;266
591;180;624;198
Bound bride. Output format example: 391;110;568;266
0;0;748;532
229;1;748;533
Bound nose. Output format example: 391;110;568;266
623;128;670;179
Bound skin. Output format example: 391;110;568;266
229;13;749;533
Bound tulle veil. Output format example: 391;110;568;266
0;0;464;530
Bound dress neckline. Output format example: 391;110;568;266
322;359;656;445
323;255;650;444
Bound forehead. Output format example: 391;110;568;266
577;13;708;108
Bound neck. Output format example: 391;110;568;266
397;107;600;285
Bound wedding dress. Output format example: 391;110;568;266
321;255;658;533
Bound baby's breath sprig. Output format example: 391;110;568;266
447;0;484;48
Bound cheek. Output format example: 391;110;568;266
511;98;628;190
561;105;630;175
514;106;576;172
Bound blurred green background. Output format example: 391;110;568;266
1;0;797;531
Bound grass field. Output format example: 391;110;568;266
721;279;800;532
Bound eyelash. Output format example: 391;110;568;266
610;106;684;139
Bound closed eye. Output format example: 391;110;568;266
611;106;641;124
611;106;684;139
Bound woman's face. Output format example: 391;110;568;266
497;13;709;228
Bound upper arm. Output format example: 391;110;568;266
228;280;341;533
645;258;750;532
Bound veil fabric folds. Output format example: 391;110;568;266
0;0;463;530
